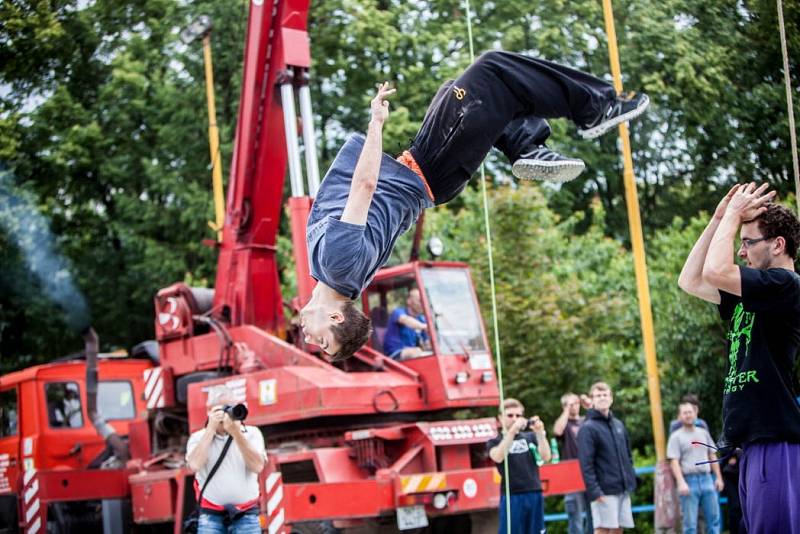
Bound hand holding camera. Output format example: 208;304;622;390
206;403;249;434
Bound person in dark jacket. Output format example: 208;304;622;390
577;382;637;534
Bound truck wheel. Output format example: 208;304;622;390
290;520;341;534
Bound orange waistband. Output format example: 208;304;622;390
397;151;434;202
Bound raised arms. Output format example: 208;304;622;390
340;82;396;226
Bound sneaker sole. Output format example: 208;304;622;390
512;158;586;183
578;94;650;140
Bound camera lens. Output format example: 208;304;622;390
223;403;248;421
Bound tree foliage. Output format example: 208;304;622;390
1;0;798;455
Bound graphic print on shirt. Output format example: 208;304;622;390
508;439;530;454
724;303;759;394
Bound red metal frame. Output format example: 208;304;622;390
211;0;314;333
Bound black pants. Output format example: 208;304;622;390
409;51;616;204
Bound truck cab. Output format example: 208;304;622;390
0;357;152;532
364;261;497;408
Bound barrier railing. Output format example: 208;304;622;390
543;464;728;523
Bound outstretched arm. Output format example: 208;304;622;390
703;183;775;296
340;82;396;226
397;314;426;331
678;185;739;304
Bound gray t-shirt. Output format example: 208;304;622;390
666;426;715;475
307;134;434;299
186;427;266;506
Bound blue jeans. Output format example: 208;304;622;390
564;492;592;534
198;512;261;534
679;473;720;534
498;491;545;534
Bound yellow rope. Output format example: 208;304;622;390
462;2;512;532
777;0;800;214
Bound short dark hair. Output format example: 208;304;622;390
754;204;800;259
330;300;372;361
680;393;700;409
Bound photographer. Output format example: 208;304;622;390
186;385;266;533
487;398;551;534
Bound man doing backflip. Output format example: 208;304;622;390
301;51;650;360
679;183;800;533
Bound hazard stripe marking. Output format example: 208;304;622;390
401;473;448;494
267;485;283;515
268;508;284;534
25;497;39;524
265;472;280;493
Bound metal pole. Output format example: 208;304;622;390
280;81;306;197
298;83;321;196
777;0;800;214
601;0;666;462
202;34;225;242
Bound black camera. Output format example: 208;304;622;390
222;403;248;421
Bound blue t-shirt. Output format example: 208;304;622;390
383;307;427;357
307;134;434;299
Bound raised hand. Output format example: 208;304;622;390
510;416;528;435
206;406;224;433
222;411;242;435
370;81;396;124
713;184;741;220
530;416;545;434
726;182;776;221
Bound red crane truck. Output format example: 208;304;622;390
0;1;584;532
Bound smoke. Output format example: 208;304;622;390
0;169;91;333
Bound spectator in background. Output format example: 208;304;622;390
383;287;428;360
577;382;637;534
487;398;552;534
668;394;709;434
667;401;723;534
554;392;593;534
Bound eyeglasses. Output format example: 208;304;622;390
739;236;771;249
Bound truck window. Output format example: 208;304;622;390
46;382;84;428
98;381;135;420
0;389;18;437
420;267;488;354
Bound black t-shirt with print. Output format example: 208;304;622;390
560;417;584;461
486;431;542;494
717;266;800;448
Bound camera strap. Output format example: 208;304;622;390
197;435;234;505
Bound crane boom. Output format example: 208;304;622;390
212;0;314;332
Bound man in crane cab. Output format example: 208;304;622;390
301;51;650;361
383;287;428;360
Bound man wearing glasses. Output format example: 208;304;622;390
678;183;800;534
487;398;552;534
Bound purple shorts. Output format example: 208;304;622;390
740;441;800;534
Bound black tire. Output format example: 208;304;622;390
291;521;341;534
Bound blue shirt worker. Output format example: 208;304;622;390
487;398;552;534
382;288;428;359
299;51;650;362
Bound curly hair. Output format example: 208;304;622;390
754;204;800;259
330;300;372;361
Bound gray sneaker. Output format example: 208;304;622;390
512;145;586;183
578;92;650;139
